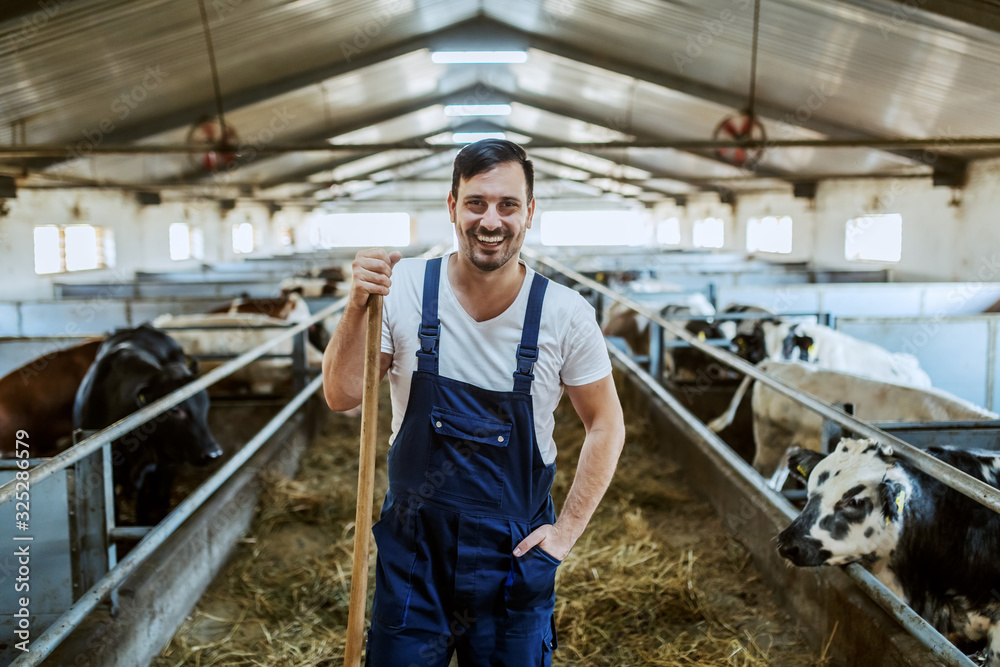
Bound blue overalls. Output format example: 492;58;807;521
366;257;559;666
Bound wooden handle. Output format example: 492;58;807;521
344;294;383;667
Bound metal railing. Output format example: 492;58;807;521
524;246;982;667
1;244;448;664
607;347;975;667
523;247;1000;514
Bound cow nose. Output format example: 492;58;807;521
197;440;224;464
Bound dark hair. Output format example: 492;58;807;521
451;139;534;203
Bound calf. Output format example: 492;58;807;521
711;360;996;476
73;324;222;524
0;339;103;458
600;293;720;380
209;291;330;351
778;439;1000;664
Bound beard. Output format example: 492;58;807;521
459;225;525;272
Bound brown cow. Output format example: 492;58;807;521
209;294;303;319
0;338;104;458
208;291;331;351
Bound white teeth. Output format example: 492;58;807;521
476;235;503;244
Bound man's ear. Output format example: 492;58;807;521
526;197;534;229
447;190;457;224
787;447;827;485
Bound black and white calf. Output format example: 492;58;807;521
777;438;1000;663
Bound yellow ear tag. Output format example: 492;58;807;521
139;393;147;405
808;344;817;355
887;490;906;526
797;464;808;478
698;331;706;342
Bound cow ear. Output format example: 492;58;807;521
879;479;905;524
787;447;827;485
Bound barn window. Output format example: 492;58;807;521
232;222;255;254
747;216;793;254
33;224;115;275
692;218;725;249
308;212;411;248
656;217;681;246
169;223;204;261
540;210;648;246
845;213;902;262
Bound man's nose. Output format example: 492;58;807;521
480;205;502;229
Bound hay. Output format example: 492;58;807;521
154;383;824;666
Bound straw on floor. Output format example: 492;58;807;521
154;381;826;667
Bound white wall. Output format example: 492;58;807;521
4;156;1000;303
954;157;1000;282
0;189;291;301
730;161;1000;281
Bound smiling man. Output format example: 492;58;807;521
322;139;625;666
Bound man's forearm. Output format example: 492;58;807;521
555;425;624;544
322;303;370;410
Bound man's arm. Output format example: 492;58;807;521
513;373;625;560
322;248;401;411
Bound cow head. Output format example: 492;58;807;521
732;320;768;365
777;439;910;568
780;325;815;362
678;319;739;381
132;361;222;467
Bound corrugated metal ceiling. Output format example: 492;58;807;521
1;0;999;208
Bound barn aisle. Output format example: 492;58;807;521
154;381;824;667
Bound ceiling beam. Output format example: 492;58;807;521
179;85;483;187
3;135;993;159
501;88;793;182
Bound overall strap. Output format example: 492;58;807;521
512;272;549;394
416;256;443;374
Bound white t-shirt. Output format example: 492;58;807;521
381;254;612;464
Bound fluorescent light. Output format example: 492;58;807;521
444;104;512;117
451;132;507;143
431;51;528;64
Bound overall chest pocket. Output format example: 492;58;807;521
426;406;512;507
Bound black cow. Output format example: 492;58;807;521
661;306;739;382
778;439;1000;664
73;324;223;525
716;304;779;365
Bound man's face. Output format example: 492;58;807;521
448;161;534;273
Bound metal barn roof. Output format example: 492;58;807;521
1;0;999;208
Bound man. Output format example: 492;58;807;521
323;139;625;666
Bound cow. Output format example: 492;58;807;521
152;312;325;396
716;304;778;363
73;324;223;525
600;293;735;381
208;291;331;351
279;264;349;297
712;360;998;477
707;322;935;451
0;338;104;458
732;320;932;389
778;439;1000;665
